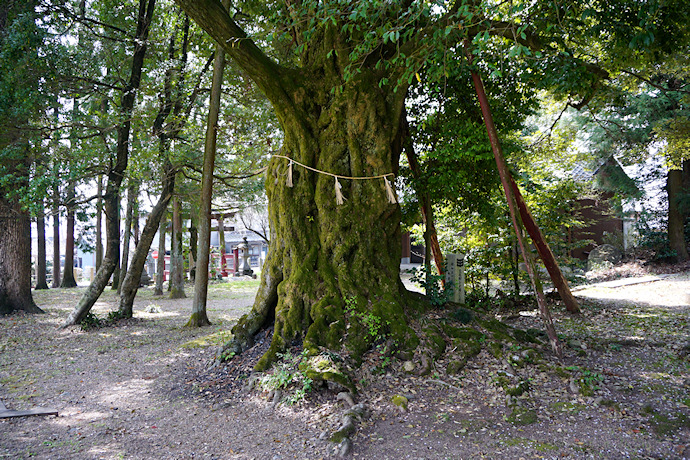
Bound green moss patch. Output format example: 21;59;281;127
551;401;587;414
391;394;409;411
300;353;355;393
505;407;538;426
181;330;234;349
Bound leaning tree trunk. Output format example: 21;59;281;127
118;160;175;317
154;212;167;295
63;0;156;327
169;194;186;299
60;181;78;288
35;206;49;290
222;80;418;370
667;168;689;262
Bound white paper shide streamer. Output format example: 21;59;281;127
334;177;346;205
383;176;397;204
286;160;293;187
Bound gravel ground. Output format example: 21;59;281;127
1;273;689;459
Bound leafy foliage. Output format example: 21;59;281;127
259;351;314;405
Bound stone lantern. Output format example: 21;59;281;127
237;237;253;276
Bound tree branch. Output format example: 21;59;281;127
621;69;690;95
182;163;266;186
173;0;295;117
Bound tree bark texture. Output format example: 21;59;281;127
0;196;43;315
667;168;689;261
169;194;186;299
118;161;175;317
35;208;49;290
133;203;140;247
60;182;77;288
224;81;416;369
0;146;42;314
63;0;156;327
154;212;167;296
110;200;121;291
0;0;42;312
188;217;197;282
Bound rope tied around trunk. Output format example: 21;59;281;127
272;154;397;205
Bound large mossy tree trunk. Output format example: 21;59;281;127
226;81;418;369
178;1;419;370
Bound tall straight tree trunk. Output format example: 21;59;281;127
0;141;43;314
118;182;137;293
188;216;197;282
60;182;77;288
95;176;103;271
110;195;121;291
0;0;43;314
154;212;167;296
51;184;60;288
118;161;175;317
0;194;43;314
35;206;49;290
169;194;186;299
189;17;227;326
63;0;156;327
667;168;689;261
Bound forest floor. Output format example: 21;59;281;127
1;268;689;459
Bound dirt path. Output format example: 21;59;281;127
1;275;689;459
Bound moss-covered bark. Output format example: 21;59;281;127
222;65;418;370
175;3;418;371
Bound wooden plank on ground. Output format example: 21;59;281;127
0;399;58;418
